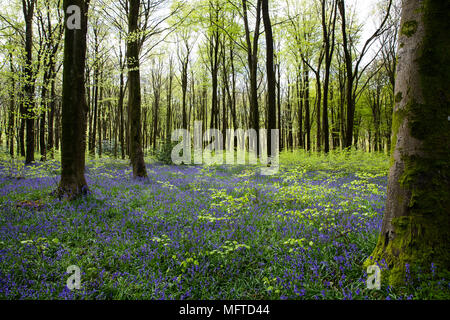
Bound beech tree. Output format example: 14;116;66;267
242;0;262;151
22;0;38;164
127;0;147;178
261;0;276;158
57;0;90;198
364;0;450;286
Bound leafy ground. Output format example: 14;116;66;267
0;150;448;299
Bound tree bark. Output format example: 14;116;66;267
296;65;303;149
166;57;173;141
304;60;311;151
127;0;147;178
57;0;90;199
321;0;337;153
365;0;450;286
242;0;262;153
8;53;15;157
22;0;37;164
118;56;126;159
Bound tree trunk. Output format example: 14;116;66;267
57;0;90;199
242;0;262;153
365;0;450;286
23;0;37;164
118;63;126;159
47;63;56;159
321;0;337;153
338;0;355;149
286;77;293;150
99;72;104;157
181;56;188;130
127;0;147;178
8;53;15;157
166;57;173;141
296;65;303;149
304;61;311;151
39;68;49;161
276;62;282;150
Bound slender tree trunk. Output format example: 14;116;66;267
47;64;56;159
39;68;50;161
339;0;354;149
262;0;277;158
8;53;15;157
315;72;322;152
221;42;227;148
276;62;282;150
118;65;125;159
19;113;25;157
166;57;173;141
321;0;337;153
180;52;188;130
304;61;311;151
296;66;303;149
90;56;98;156
243;0;262;153
55;104;60;151
230;42;237;132
286;77;293;150
98;69;103;158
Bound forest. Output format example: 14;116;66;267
0;0;448;301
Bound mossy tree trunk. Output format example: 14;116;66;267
127;0;147;178
364;0;450;286
57;0;90;199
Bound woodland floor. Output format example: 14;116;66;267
0;150;448;299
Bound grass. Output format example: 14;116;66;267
0;149;448;300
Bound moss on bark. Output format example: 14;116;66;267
401;20;418;37
365;0;450;287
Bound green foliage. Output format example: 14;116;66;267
400;20;418;37
154;141;179;165
279;149;390;175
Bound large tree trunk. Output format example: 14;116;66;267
23;0;37;164
263;0;279;157
365;0;450;286
57;0;90;199
127;0;147;178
